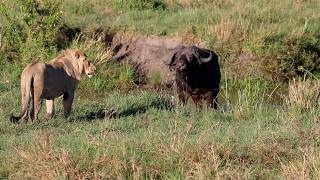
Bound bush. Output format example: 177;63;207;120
0;0;63;65
281;36;320;79
110;0;166;11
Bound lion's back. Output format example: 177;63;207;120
22;61;46;77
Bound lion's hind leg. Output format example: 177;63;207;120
31;76;44;122
20;93;31;123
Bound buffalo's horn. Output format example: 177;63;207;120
200;51;212;63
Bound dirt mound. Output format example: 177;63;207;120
111;34;183;87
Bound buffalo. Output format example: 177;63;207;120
167;46;221;109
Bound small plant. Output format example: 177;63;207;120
110;0;166;11
227;77;268;120
118;64;137;90
150;71;162;89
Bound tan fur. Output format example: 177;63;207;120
10;49;96;123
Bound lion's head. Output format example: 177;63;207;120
83;60;96;78
74;50;96;78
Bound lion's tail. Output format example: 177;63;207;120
10;73;33;123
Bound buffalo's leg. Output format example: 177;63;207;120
63;92;74;118
191;94;202;109
177;90;188;105
204;91;214;109
204;90;219;109
45;99;55;120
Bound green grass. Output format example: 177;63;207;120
57;0;320;79
1;76;320;178
1;0;320;179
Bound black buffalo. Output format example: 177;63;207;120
167;46;221;109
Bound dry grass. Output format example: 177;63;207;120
208;18;236;43
286;77;320;112
7;130;81;179
71;34;113;66
281;146;320;179
173;27;204;46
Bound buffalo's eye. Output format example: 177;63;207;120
177;62;187;71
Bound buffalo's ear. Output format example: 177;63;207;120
166;52;177;71
165;46;184;71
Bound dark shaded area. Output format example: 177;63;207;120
100;28;116;47
113;0;166;11
77;97;175;121
153;1;166;10
55;26;116;50
55;25;81;50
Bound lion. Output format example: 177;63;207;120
10;49;96;123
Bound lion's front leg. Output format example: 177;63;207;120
45;99;55;120
63;92;74;119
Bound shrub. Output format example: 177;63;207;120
0;0;63;65
281;36;320;79
110;0;166;11
264;34;320;79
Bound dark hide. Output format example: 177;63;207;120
167;46;221;109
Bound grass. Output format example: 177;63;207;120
1;75;320;178
1;0;320;179
59;0;320;79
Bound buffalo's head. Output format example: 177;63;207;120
167;46;214;72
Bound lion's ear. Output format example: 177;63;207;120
75;51;81;59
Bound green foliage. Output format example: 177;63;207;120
0;0;63;65
78;62;138;93
102;0;320;80
118;64;138;89
221;77;269;120
110;0;166;11
60;0;103;30
281;36;320;78
66;0;94;15
149;71;162;89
